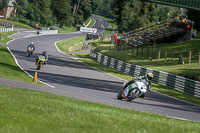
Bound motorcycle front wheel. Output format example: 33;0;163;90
117;91;123;100
36;62;41;70
127;89;140;102
27;52;30;57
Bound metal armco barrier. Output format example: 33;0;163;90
90;50;200;98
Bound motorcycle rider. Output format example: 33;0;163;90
36;51;48;65
27;42;35;55
41;51;48;64
122;72;153;98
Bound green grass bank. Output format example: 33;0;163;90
0;31;43;84
96;40;200;81
0;45;37;83
56;37;200;105
0;31;17;44
0;86;199;133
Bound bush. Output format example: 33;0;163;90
19;18;30;25
12;17;19;22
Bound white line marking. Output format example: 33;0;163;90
7;46;55;88
151;89;200;107
165;115;195;122
6;31;55;88
53;32;200;122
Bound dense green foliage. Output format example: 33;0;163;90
92;0;115;18
11;0;93;27
0;0;9;10
186;9;200;30
1;0;199;35
2;0;183;32
113;0;182;32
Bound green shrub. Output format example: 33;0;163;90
19;18;30;25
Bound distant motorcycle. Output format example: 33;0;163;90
27;47;34;57
36;55;46;70
117;79;150;102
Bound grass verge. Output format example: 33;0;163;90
0;86;199;133
56;36;200;105
76;53;200;106
0;31;17;43
97;40;200;81
0;45;43;85
56;36;86;52
58;26;78;34
87;17;96;28
2;19;34;29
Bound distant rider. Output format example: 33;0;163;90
122;72;153;98
36;51;48;65
27;42;35;55
42;51;48;64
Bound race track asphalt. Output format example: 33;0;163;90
6;24;200;122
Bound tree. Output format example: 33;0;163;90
0;0;9;11
51;0;72;26
187;9;200;30
114;0;182;33
39;0;54;26
72;0;92;26
15;0;29;18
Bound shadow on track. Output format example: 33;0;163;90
27;70;123;93
10;49;97;70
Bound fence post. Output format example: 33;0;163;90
199;52;200;68
152;46;155;60
165;51;168;63
178;50;184;64
189;50;191;66
132;46;134;55
158;48;160;60
141;46;143;57
147;46;149;58
171;49;174;64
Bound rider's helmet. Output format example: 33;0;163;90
42;51;47;56
146;72;153;81
30;42;34;47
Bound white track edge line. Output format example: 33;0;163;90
54;39;200;122
6;37;55;88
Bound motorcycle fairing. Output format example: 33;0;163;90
124;81;147;96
